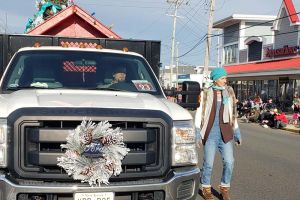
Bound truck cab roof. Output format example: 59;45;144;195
18;46;143;57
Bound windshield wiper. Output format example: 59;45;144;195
88;87;124;91
6;86;63;90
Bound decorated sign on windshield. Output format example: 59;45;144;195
63;61;97;73
132;80;156;91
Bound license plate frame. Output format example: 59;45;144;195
74;192;114;200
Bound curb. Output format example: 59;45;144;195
282;127;300;135
238;119;300;135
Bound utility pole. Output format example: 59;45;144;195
216;29;221;67
167;0;183;88
176;42;179;88
203;0;216;86
5;12;8;34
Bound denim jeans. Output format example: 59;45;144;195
201;101;235;187
276;120;287;129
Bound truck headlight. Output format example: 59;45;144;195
0;119;8;167
172;120;198;166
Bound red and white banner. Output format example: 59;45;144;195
63;61;96;73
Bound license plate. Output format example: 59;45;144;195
74;192;114;200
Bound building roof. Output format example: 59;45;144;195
284;0;300;24
27;5;121;39
224;56;300;75
213;14;276;29
273;0;300;30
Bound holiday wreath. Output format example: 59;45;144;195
57;119;130;186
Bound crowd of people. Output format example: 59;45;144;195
236;94;299;129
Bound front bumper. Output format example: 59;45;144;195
0;167;200;200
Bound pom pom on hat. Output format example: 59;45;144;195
210;67;227;81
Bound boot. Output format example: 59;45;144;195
219;186;230;200
201;187;215;200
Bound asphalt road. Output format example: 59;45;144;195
195;121;300;200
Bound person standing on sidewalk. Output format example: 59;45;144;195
195;68;242;200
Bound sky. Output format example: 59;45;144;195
0;0;294;67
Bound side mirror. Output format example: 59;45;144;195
179;81;201;110
182;81;201;92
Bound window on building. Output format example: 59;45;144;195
255;80;262;100
230;81;238;96
248;81;254;98
268;80;277;102
295;80;300;97
248;41;262;61
261;80;268;101
241;81;247;101
224;44;238;64
236;81;241;100
287;79;294;103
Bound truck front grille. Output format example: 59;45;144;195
9;109;170;181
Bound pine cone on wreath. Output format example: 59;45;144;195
105;162;114;171
80;166;92;176
100;135;117;145
100;136;110;145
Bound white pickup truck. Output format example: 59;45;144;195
0;46;200;200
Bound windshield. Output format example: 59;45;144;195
2;50;163;95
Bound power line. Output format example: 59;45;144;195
177;33;207;58
77;3;169;9
222;29;300;38
177;19;203;38
160;1;207;49
177;10;300;59
176;0;207;35
178;60;197;67
178;29;300;59
210;11;300;38
132;4;173;36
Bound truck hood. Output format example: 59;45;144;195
0;90;192;120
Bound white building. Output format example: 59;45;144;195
213;0;300;106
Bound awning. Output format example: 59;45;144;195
224;56;300;74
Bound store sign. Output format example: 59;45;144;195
266;45;299;58
178;74;190;79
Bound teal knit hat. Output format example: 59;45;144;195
210;67;227;81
